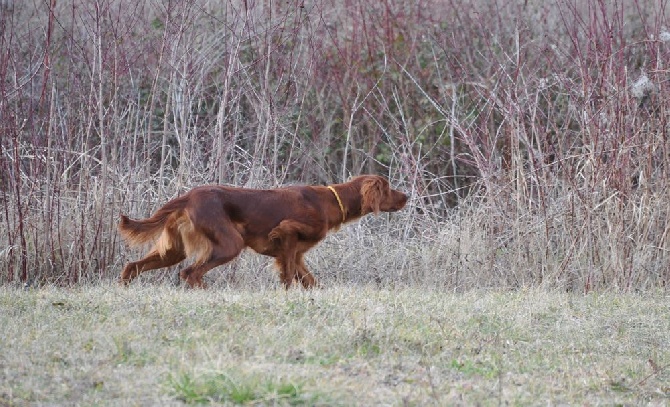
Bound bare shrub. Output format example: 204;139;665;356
1;0;670;291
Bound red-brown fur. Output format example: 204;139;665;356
119;175;408;288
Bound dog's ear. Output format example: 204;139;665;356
361;177;385;215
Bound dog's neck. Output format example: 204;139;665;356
327;186;346;223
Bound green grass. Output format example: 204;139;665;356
1;285;669;405
166;371;315;405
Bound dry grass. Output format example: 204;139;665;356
1;285;668;405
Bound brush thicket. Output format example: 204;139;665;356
1;0;669;291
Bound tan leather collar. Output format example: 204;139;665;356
327;186;346;222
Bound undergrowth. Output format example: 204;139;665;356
2;0;670;291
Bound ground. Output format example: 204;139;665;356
1;285;669;405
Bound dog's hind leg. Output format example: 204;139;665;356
179;224;245;289
120;247;186;285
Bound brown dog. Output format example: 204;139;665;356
119;175;407;288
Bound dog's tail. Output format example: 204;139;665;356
119;194;190;248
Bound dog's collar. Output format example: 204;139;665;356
327;186;346;223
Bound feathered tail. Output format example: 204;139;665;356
118;194;190;247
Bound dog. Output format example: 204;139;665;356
119;175;407;288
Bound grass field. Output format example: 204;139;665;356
3;1;670;404
1;284;668;406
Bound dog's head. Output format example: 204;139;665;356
359;175;408;215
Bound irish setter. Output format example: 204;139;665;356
119;175;407;288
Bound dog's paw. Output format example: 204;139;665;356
268;227;283;241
